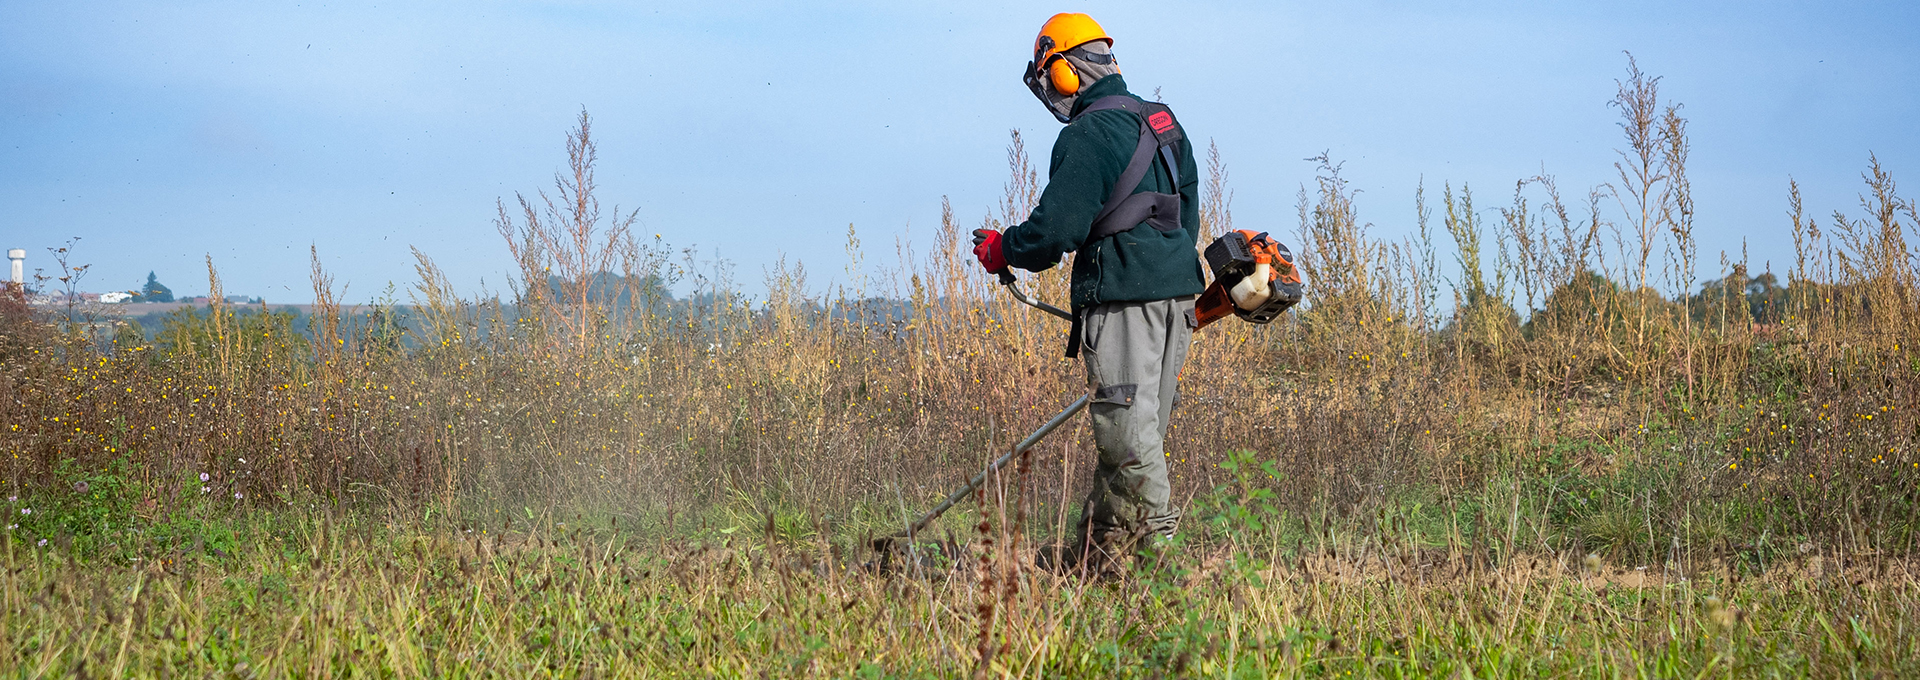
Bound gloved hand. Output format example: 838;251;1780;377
971;229;1008;275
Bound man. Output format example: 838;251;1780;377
970;13;1204;570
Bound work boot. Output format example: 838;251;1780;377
1082;524;1137;577
1034;543;1078;573
1130;531;1184;579
1034;527;1098;575
1036;521;1134;579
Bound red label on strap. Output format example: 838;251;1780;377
1147;111;1174;133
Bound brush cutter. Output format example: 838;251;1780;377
869;233;1303;568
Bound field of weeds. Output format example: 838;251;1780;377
2;63;1917;677
4;502;1918;676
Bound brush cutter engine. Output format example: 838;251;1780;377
1194;230;1303;328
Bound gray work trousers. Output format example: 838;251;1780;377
1080;296;1194;538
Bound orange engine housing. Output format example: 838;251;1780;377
1194;230;1303;329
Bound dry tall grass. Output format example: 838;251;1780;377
1;59;1914;577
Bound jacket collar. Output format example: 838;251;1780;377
1068;74;1131;120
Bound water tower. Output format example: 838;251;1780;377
7;249;21;285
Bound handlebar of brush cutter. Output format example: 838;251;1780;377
871;271;1080;554
999;271;1073;321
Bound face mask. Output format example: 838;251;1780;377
1024;42;1117;125
1023;58;1077;124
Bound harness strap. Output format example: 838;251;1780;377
1074;96;1185;247
1089;122;1160;231
1161;145;1181;188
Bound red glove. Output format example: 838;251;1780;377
971;229;1008;275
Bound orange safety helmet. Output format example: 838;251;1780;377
1024;13;1115;123
1032;13;1112;96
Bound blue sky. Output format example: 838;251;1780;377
3;1;1915;303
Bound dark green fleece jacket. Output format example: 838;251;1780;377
1002;74;1205;312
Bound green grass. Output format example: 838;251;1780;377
5;462;1916;679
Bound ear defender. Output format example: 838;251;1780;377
1047;58;1080;96
1027;14;1111;122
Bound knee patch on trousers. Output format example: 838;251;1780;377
1092;383;1137;406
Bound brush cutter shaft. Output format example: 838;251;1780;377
897;392;1090;540
872;273;1081;555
